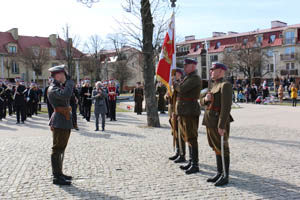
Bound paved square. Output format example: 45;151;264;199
0;104;300;199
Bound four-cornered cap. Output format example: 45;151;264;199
210;62;228;71
175;68;183;75
184;58;198;65
48;64;66;76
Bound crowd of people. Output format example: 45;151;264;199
233;79;299;106
0;78;43;122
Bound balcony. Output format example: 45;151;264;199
280;53;296;61
283;37;297;45
280;69;298;76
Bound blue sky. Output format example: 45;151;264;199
1;0;299;49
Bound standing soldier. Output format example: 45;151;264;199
173;58;202;175
5;83;14;116
0;80;5;120
48;65;74;185
134;82;144;115
200;63;233;186
168;69;186;163
14;78;27;124
44;77;54;119
156;82;167;114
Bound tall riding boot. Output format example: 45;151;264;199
207;155;222;182
169;140;180;160
59;153;72;180
185;142;199;174
174;138;186;163
52;153;71;185
180;145;192;170
215;156;230;186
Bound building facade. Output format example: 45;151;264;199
176;21;300;88
0;28;84;87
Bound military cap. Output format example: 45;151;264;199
48;64;66;76
184;58;198;65
175;68;184;75
210;62;228;71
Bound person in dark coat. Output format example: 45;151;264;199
134;82;144;115
5;83;14;116
44;77;54;119
80;79;93;122
70;86;79;130
156;82;167;114
13;78;26;124
0;80;6;120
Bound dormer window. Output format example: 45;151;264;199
32;47;40;56
215;42;221;49
8;46;17;53
269;35;276;43
257;35;263;43
50;48;57;57
243;39;248;45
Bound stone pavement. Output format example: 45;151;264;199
0;104;300;199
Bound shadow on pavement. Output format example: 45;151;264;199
61;185;124;200
0;124;18;131
201;164;300;198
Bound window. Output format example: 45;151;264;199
285;47;295;55
215;42;221;49
226;47;232;53
201;68;207;79
291;63;295;70
32;47;40;57
201;55;206;66
267;50;273;57
11;61;19;74
257;35;263;43
269;35;276;43
243;39;248;45
8;46;17;53
286;63;290;70
210;55;218;62
50;48;57;57
268;64;274;72
285;31;295;44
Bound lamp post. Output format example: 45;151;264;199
272;50;279;93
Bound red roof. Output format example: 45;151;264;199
0;31;83;58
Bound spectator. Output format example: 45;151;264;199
278;85;284;104
290;83;298;107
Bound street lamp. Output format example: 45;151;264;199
170;0;177;8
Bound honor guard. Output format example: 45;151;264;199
173;58;202;174
80;78;93;122
108;80;119;121
48;65;74;185
14;77;26;124
156;81;167;114
200;62;234;186
168;69;186;163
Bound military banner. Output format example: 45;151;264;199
156;13;176;95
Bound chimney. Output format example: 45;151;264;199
7;28;18;40
271;21;287;29
185;35;195;41
228;31;238;35
49;34;57;46
212;32;226;38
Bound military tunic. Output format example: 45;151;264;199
174;71;202;145
134;87;144;114
157;85;167;112
200;78;233;157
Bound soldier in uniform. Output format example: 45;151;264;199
48;65;74;185
168;69;186;163
14;78;26;124
134;82;144;115
80;79;93;122
5;83;14;116
173;58;202;174
156;82;167;114
0;80;5;120
200;62;233;186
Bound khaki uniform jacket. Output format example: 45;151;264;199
200;78;234;129
174;71;202;116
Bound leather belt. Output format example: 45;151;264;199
176;97;198;102
207;107;221;112
54;106;71;120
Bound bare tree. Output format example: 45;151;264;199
222;43;269;83
21;46;50;82
77;0;172;127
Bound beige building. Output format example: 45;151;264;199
177;21;300;88
0;28;84;87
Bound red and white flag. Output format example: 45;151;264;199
156;13;176;95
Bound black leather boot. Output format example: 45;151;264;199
169;151;179;161
59;153;72;181
180;146;191;170
215;156;230;186
207;155;222;182
174;140;186;163
185;143;199;175
53;175;71;185
52;154;71;185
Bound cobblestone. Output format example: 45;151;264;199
0;104;299;199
